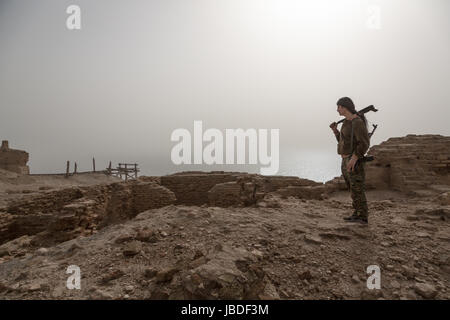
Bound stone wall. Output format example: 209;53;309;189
208;175;267;207
275;185;327;200
160;172;239;205
207;173;322;207
0;181;176;246
159;171;323;207
1;171;324;244
131;181;177;215
263;176;322;192
365;135;450;191
0;140;29;174
208;182;243;207
6;187;84;215
9;133;447;247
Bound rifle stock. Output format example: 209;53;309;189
336;105;378;124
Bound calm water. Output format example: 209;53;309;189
277;149;342;183
137;149;342;183
29;149;342;183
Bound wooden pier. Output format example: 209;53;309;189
56;158;140;180
106;163;139;181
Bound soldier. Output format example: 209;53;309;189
330;97;370;224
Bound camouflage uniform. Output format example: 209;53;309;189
335;117;370;219
341;157;368;218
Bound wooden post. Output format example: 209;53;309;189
108;161;112;175
124;164;128;181
134;163;138;179
66;161;70;177
74;162;77;174
92;158;96;172
119;163;122;180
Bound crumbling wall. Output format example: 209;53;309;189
275;185;327;200
0;188;85;244
131;181;177;215
263;176;321;192
160;171;323;207
160;173;239;205
0;140;30;174
365;135;450;191
208;182;243;207
0;181;176;246
207;173;323;207
324;135;450;192
208;175;267;207
6;187;84;215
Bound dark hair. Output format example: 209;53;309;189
337;97;367;127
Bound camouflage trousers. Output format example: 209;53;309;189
341;157;369;218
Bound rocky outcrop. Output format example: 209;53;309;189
0;141;29;174
365;135;450;191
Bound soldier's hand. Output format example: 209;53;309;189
347;157;358;173
330;122;338;132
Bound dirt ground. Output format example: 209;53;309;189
0;183;448;300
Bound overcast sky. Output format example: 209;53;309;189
1;0;449;177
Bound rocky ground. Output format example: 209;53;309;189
0;188;448;300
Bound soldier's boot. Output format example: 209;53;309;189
343;212;360;221
356;212;369;224
356;217;368;224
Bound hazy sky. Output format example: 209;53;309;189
1;0;449;178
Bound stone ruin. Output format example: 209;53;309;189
0;140;30;174
0;181;176;247
158;171;325;207
365;135;450;191
1;134;449;256
0;172;324;251
326;134;450;192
